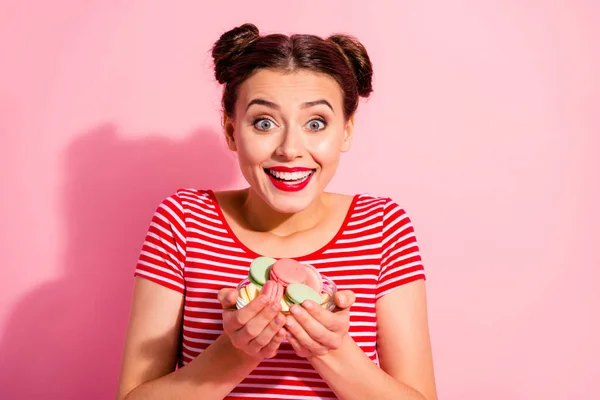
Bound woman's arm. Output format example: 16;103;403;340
117;278;285;400
306;280;437;400
116;279;284;400
285;200;436;399
118;192;289;399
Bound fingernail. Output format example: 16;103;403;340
303;300;314;310
290;306;302;316
259;295;269;304
275;315;285;324
338;294;346;304
285;317;296;328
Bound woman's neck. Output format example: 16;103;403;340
239;189;328;237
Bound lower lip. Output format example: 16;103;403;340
266;171;315;192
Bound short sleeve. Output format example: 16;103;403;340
134;193;187;294
376;198;426;299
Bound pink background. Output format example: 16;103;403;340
1;1;598;399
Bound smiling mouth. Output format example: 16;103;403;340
264;168;316;183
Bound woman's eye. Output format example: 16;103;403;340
306;119;326;131
253;118;276;131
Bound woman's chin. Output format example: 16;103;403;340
265;195;315;214
258;187;319;214
244;173;325;214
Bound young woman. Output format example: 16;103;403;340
117;23;437;400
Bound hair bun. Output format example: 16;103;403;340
212;23;260;84
327;34;373;97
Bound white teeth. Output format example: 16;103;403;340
268;169;313;181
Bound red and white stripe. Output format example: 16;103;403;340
135;189;425;399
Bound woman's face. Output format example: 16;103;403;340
224;68;354;214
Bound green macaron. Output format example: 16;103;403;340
248;256;276;288
284;282;322;306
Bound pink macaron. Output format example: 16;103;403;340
261;280;284;303
270;258;308;287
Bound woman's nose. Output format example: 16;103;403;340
274;127;304;160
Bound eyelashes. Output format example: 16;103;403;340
306;117;326;131
251;116;328;132
252;117;277;131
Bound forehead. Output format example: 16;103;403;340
236;68;343;111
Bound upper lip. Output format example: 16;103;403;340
265;166;315;172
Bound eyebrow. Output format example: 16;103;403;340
302;100;335;113
246;98;335;114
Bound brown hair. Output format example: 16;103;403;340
211;23;373;120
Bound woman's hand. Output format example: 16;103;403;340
284;290;356;358
218;288;287;359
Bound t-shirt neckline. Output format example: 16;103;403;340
207;189;359;260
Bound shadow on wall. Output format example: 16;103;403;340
0;125;238;399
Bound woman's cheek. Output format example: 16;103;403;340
236;136;270;163
311;134;344;163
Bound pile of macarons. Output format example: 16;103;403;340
236;256;332;313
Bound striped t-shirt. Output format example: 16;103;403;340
134;188;426;399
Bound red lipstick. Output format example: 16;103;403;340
267;166;313;172
264;166;316;192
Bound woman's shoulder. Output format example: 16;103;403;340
328;191;389;201
154;188;219;214
347;193;413;226
346;192;399;209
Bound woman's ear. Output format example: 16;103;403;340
223;113;237;151
341;115;355;152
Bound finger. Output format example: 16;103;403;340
334;290;356;309
224;294;269;331
301;300;340;332
218;288;239;309
236;300;282;343
286;333;310;358
262;327;287;358
248;311;286;351
284;311;328;355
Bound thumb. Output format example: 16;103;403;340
334;290;356;310
218;288;238;309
